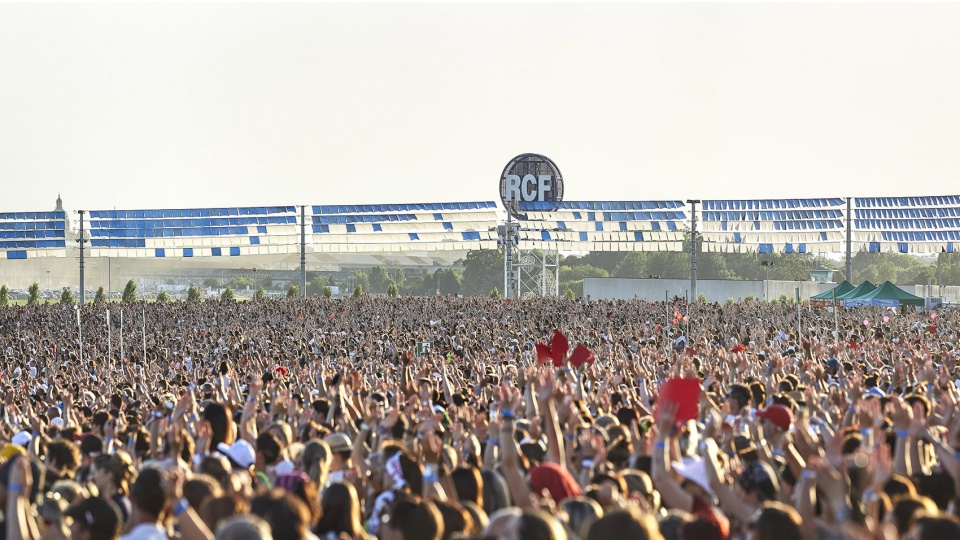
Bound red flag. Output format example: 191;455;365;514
550;331;568;365
568;344;595;367
657;378;701;423
928;325;937;334
535;344;554;366
731;344;745;353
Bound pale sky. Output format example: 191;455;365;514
2;2;960;213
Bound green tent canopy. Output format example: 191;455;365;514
811;281;855;300
837;280;877;300
847;281;925;307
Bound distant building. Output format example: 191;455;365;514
809;268;834;283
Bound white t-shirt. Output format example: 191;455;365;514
121;523;167;540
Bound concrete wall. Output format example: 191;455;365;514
584;278;830;302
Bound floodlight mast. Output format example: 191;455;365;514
686;200;700;302
78;210;86;305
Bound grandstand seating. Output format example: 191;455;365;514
88;207;300;258
515;201;687;252
0;211;67;259
8;195;960;261
310;202;499;253
700;199;846;254
852;196;960;254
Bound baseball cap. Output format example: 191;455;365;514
756;404;793;431
63;497;121;538
217;439;256;470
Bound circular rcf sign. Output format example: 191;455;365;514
499;153;564;221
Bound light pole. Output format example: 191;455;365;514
761;260;774;301
686;200;700;302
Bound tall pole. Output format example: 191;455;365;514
78;210;86;305
300;205;306;298
845;197;853;282
142;305;147;363
504;214;513;300
686;200;700;302
76;306;83;365
120;309;124;361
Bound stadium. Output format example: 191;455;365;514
3;187;960;304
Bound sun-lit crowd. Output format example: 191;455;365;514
0;295;959;540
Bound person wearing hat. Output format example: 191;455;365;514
323;433;354;491
755;404;793;452
64;496;122;540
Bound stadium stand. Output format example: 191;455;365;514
0;211;67;259
699;198;846;254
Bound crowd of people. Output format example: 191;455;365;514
0;295;959;540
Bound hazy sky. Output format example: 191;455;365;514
3;2;960;213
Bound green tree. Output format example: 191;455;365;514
27;283;40;305
322;286;333;298
489;288;501;299
228;276;256;290
187;286;201;302
307;276;331;297
386;282;398;298
697;293;707;303
352;284;363;297
221;286;235;301
460;250;504;296
350;270;370;295
156;291;170;303
203;277;221;289
0;285;7;307
60;287;75;304
393;268;406;291
122;280;138;303
287;284;300;298
254;286;265;300
94;286;107;304
613;253;649;278
369;266;391;293
437;269;462;296
564;289;575;300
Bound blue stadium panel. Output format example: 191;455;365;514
853;196;960;253
87;206;299;257
514;201;687;252
0;211;67;259
310;201;499;253
700;199;845;253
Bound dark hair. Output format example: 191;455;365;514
682;517;724;540
250;489;311;540
913;516;960;540
483;469;512;515
202;402;232;449
450;467;483;508
515;509;563;540
45;440;81;478
434;501;474;540
256;433;282;466
587;507;660;540
384;495;443;540
199;494;249;533
131;468;167;517
92;453;135;495
183;475;221;512
749;503;802;540
727;384;751;409
891;496;938;535
314;482;366;538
